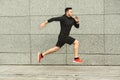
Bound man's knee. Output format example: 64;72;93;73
74;40;79;45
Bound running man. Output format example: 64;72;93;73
38;7;83;63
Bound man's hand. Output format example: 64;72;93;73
40;21;48;29
74;16;79;24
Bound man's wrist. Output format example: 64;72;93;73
45;21;48;24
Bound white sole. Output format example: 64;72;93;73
73;60;83;64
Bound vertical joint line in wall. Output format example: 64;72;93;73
29;0;32;64
65;0;66;7
103;0;106;64
103;0;105;53
66;44;67;65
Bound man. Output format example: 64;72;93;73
38;7;83;63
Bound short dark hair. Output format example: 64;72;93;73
65;7;72;13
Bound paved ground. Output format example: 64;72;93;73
0;65;120;80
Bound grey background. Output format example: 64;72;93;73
0;0;120;65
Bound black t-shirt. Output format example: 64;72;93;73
48;14;79;36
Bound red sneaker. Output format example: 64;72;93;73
38;52;44;63
73;57;83;63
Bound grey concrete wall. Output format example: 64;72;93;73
0;0;120;65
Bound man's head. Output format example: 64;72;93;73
65;7;73;17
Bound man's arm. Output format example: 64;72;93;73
48;16;63;23
74;16;80;28
40;16;63;29
39;20;48;29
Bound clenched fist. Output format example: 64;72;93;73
74;16;79;23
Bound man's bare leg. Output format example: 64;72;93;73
73;40;83;63
42;46;60;57
38;46;60;63
73;40;79;58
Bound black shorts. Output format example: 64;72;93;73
56;35;75;48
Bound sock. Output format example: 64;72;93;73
74;57;79;59
41;53;44;58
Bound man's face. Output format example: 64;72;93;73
67;9;73;17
